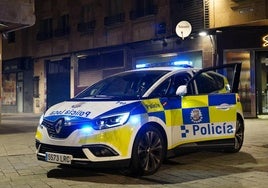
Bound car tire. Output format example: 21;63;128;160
128;125;166;176
225;116;244;153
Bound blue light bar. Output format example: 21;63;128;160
173;60;192;66
136;63;148;69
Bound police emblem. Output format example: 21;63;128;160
190;108;203;123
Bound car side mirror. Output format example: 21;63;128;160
176;85;187;96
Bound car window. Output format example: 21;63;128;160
75;70;169;99
168;73;192;96
150;72;192;97
195;71;225;94
149;77;172;97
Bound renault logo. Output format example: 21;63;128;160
55;118;64;134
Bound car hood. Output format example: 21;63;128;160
44;99;143;121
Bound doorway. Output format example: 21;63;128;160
46;58;70;108
225;51;255;117
256;51;268;114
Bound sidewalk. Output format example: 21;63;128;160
1;113;42;118
0;113;39;157
0;114;267;187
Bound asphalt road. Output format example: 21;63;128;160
0;113;267;188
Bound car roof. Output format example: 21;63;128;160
127;66;200;73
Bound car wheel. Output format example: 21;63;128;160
129;125;166;176
225;116;244;153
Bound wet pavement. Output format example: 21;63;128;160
0;113;267;187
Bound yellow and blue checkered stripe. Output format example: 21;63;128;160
142;98;183;126
142;93;237;126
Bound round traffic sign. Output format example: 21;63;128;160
175;21;192;39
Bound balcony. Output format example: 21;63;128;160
0;0;35;33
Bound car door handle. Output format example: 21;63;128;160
215;103;233;110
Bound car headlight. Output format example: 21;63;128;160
93;112;130;130
39;114;44;126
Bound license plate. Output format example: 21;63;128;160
45;152;73;164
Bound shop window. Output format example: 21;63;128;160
103;51;124;68
2;73;16;105
256;51;268;115
78;51;124;87
78;51;124;71
225;51;253;116
135;51;202;69
79;55;101;70
33;76;40;98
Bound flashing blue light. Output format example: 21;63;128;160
81;125;93;134
173;60;192;66
129;116;140;125
136;64;148;69
136;60;194;69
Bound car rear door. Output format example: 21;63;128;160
178;63;241;144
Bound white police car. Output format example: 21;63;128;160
35;63;244;175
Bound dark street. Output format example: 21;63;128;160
0;114;267;187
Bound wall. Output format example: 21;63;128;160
0;34;2;118
33;59;46;113
23;68;34;112
209;0;268;28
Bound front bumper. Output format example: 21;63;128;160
35;141;130;168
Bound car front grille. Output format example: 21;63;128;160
38;143;87;159
42;118;85;139
42;119;58;138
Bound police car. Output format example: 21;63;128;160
35;63;244;176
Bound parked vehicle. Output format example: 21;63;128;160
35;63;244;175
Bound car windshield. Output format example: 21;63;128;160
75;70;169;99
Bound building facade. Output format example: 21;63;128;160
2;0;268;118
0;0;35;114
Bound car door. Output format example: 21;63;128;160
178;63;242;145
